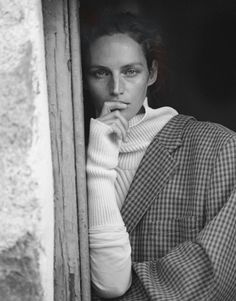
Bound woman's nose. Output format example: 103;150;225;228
109;75;124;96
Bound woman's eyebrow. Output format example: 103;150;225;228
89;63;144;69
88;62;144;71
88;65;109;69
122;63;144;68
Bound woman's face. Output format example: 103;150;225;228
86;33;157;120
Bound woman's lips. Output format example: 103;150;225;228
110;99;130;105
109;101;130;112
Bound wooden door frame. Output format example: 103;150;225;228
42;0;90;300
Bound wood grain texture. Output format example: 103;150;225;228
42;0;90;300
68;1;91;300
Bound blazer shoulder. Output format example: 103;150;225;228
180;115;236;147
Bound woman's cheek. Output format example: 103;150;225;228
89;82;106;99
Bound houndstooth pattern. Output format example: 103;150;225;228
92;114;236;301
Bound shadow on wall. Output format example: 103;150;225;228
80;0;236;131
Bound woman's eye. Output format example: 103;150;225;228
92;70;109;78
124;69;138;77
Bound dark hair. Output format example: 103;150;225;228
81;12;167;105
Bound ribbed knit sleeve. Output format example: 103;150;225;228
86;118;132;298
87;118;124;227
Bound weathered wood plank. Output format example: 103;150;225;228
42;0;82;300
68;1;91;300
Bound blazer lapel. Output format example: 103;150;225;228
120;114;194;234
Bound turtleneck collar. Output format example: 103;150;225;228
128;97;148;128
120;98;178;154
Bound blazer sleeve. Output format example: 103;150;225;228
123;136;236;301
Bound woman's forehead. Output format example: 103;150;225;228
88;33;147;67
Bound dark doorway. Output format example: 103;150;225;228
80;0;236;131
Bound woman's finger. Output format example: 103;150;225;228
110;123;123;141
100;101;128;117
99;109;129;131
106;118;128;142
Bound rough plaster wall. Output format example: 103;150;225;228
0;1;53;300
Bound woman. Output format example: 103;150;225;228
82;12;236;300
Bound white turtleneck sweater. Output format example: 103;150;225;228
87;100;178;298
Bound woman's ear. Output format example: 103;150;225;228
148;60;158;86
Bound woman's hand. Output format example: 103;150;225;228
97;101;129;142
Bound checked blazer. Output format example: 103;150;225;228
92;114;236;301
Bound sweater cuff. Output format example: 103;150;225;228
87;118;121;169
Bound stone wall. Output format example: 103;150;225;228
0;1;53;300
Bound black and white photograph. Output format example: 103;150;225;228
1;0;236;300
